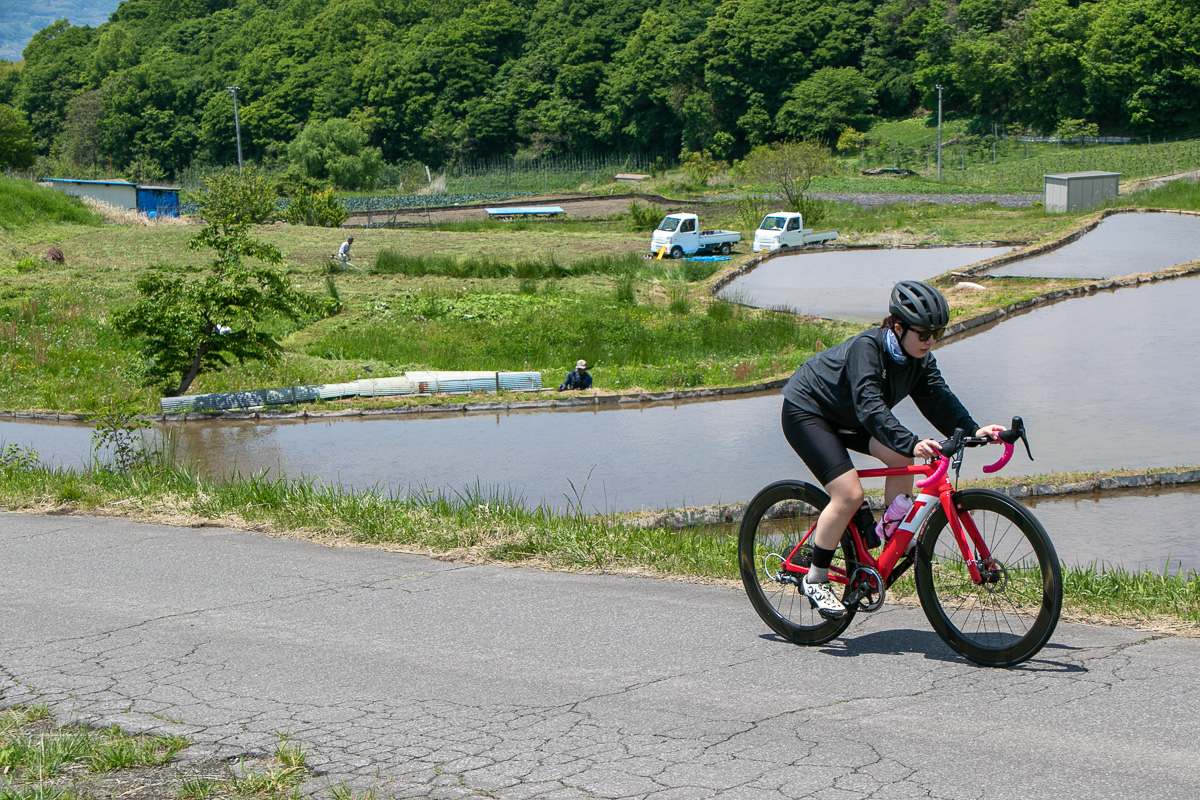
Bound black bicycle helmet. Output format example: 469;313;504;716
889;280;949;329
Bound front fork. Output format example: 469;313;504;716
943;494;998;585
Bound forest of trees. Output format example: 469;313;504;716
0;0;1196;185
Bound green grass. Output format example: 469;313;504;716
1115;176;1200;210
929;137;1200;192
809;175;1002;195
0;177;102;232
299;287;855;391
0;713;186;783
867;115;972;149
0;707;311;800
371;249;644;279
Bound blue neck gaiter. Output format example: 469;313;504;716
884;328;908;364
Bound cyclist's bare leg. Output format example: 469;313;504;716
869;437;914;505
810;469;863;553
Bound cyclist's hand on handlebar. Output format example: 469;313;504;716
976;424;1007;443
914;438;943;460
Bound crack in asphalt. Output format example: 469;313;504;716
5;518;1198;800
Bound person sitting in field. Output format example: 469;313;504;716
558;360;592;391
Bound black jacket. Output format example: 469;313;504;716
782;327;978;457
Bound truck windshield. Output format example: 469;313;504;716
759;216;787;230
657;218;680;232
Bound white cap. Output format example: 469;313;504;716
575;360;588;370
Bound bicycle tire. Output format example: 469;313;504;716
914;489;1062;667
738;480;860;644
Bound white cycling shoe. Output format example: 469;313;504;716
803;577;847;620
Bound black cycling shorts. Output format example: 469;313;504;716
781;399;873;485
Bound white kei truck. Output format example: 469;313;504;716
752;212;839;252
650;213;741;259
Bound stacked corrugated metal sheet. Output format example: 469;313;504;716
160;371;542;414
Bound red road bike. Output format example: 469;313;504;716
738;418;1062;667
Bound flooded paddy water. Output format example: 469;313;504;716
717;246;1013;322
2;214;1197;572
982;211;1200;278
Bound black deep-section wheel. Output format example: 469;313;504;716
914;489;1062;667
738;480;859;644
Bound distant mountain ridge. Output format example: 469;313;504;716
0;1;122;61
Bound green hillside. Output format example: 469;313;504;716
1;0;1197;184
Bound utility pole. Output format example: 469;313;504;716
936;85;943;181
225;86;243;172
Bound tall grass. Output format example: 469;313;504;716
372;250;643;279
1116;176;1200;210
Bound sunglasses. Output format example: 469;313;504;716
909;326;945;342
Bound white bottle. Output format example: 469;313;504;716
875;494;914;550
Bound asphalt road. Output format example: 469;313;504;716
3;513;1198;799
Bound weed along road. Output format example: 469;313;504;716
3;514;1199;800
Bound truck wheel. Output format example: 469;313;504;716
670;246;684;259
719;242;732;256
778;244;789;251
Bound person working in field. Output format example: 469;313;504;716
333;236;354;269
558;360;592;391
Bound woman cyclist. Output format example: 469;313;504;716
780;280;1005;619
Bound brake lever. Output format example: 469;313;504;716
918;428;965;488
998;416;1034;461
984;416;1033;473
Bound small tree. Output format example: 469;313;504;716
836;129;868;156
115;219;320;397
190;165;279;225
681;149;725;188
737;141;833;211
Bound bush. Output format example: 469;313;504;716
626;200;662;232
282;190;349;228
736;195;771;230
681;150;725;188
790;196;828;226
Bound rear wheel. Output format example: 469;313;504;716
719;242;732;256
914;489;1062;667
738;480;859;644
